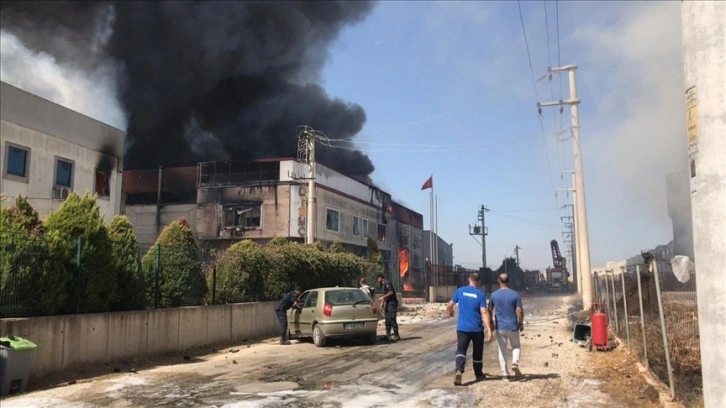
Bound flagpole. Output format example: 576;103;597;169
435;194;439;265
430;186;434;266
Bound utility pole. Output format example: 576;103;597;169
538;65;593;310
514;245;521;266
468;205;489;270
682;2;726;406
297;126;324;245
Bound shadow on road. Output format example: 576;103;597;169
507;373;561;382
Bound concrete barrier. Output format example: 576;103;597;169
0;301;277;377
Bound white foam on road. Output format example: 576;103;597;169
0;397;95;408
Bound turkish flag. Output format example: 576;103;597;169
421;176;433;190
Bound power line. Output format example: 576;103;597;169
518;1;558;210
518;0;540;101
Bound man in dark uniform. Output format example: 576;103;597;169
274;286;302;345
376;273;400;342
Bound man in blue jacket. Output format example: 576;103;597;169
274;286;302;345
448;272;494;385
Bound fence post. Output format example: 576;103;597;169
155;244;161;308
211;265;217;305
610;272;619;334
636;264;648;364
621;267;630;346
604;271;610;317
75;236;82;314
652;260;676;400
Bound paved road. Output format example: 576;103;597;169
4;317;489;407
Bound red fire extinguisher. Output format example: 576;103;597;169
590;304;609;351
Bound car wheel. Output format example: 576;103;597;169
313;324;327;347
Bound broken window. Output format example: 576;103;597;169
224;204;262;229
377;224;386;242
95;170;110;197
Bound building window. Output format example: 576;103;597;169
224;204;262;229
4;143;30;181
378;224;386;242
326;208;340;232
352;216;360;237
362;219;368;238
54;158;74;188
95;170;110;198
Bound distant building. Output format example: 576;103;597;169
0;82;124;220
422;230;454;266
122;159;423;283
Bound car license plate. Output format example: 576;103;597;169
343;323;364;330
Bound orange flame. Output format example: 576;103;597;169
400;248;413;291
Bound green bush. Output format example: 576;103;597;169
0;198;57;315
44;193;116;313
212;240;267;303
141;219;206;307
108;215;146;310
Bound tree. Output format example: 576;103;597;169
141;218;206;307
0;197;56;315
212;240;267;303
108;215;146;310
45;192;116;313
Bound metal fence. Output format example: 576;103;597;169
594;260;702;407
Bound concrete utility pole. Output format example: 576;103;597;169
469;205;489;271
682;2;726;406
297;126;321;245
538;64;593;310
514;245;521;266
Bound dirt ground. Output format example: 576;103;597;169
1;293;671;407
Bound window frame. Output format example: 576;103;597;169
352;216;360;237
325;207;340;233
361;218;368;239
3;142;31;182
223;203;262;230
95;169;111;199
53;156;75;189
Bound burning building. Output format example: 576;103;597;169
122;159;423;281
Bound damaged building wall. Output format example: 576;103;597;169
196;183;291;242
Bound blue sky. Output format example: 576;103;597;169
321;1;687;270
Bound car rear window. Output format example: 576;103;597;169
325;289;371;305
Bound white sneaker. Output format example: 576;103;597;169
512;363;522;377
501;371;510;382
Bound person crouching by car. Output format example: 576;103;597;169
275;286;302;345
376;273;400;342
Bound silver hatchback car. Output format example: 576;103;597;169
288;287;379;346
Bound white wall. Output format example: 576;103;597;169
1;120;122;221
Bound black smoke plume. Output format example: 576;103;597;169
0;1;375;179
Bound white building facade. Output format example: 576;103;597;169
0;82;125;220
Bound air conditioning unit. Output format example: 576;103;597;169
52;186;72;200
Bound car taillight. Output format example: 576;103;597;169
323;303;333;317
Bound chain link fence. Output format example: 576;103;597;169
594;260;702;407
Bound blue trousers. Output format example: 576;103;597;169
384;301;399;331
276;309;288;343
456;330;484;375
